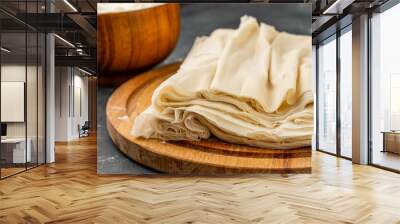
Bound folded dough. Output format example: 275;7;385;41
132;15;313;149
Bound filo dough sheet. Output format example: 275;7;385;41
132;16;313;149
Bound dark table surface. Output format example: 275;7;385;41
97;3;311;175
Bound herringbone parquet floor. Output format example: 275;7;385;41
1;135;400;224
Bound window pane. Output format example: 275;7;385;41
1;31;27;177
340;29;352;158
371;3;400;171
27;31;38;169
38;32;45;165
318;37;337;154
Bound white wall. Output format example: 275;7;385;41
54;66;89;141
55;66;70;141
1;82;25;122
1;65;40;138
72;73;89;138
1;65;26;139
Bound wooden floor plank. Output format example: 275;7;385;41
0;135;400;223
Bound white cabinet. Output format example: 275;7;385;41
1;138;32;163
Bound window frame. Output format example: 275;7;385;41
315;23;353;161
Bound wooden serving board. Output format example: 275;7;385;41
106;63;311;174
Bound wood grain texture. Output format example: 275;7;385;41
97;3;180;75
106;63;311;174
1;136;400;223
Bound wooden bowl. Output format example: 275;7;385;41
97;3;180;75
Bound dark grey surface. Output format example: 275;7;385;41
97;3;311;175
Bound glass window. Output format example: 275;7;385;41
317;36;337;154
339;28;352;158
27;30;38;169
371;3;400;171
1;30;28;178
0;1;46;179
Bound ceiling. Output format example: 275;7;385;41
1;0;394;72
0;0;97;73
311;0;390;43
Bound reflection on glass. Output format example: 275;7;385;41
1;32;27;177
38;33;46;165
0;1;46;179
318;37;337;154
27;31;38;169
371;3;400;171
340;29;352;158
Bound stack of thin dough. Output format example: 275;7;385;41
132;16;313;149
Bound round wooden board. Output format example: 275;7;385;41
106;63;311;174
